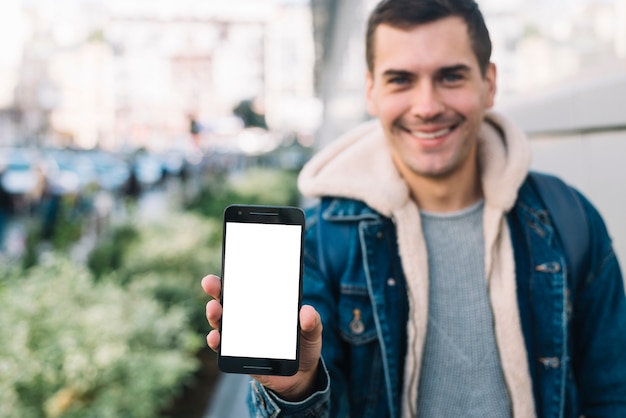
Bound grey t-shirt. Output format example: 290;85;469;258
416;200;512;417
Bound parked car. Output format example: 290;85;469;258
133;152;164;187
84;151;131;193
42;148;98;196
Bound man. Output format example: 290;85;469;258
202;0;626;416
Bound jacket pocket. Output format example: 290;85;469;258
337;284;386;416
338;284;378;344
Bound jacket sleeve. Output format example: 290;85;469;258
246;359;330;417
571;191;626;415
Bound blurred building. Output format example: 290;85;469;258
48;41;116;149
264;3;320;135
486;0;626;99
0;0;24;109
0;0;26;146
106;9;271;151
310;0;377;148
0;0;317;151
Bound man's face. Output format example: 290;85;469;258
366;17;496;181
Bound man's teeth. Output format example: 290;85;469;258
411;127;451;139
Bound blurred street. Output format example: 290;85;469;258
0;151;201;261
204;373;250;418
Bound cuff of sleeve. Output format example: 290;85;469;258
248;358;330;417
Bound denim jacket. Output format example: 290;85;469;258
248;176;626;417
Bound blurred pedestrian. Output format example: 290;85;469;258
0;168;12;249
123;162;142;216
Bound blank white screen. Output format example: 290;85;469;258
220;222;301;359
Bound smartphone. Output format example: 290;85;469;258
218;204;305;376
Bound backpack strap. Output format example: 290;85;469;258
528;171;590;283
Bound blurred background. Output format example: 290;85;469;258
0;0;624;417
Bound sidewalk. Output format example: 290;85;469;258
204;373;250;418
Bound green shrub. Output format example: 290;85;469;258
0;256;201;418
228;167;299;207
87;224;140;279
187;168;300;219
22;195;91;268
0;166;301;418
120;212;220;281
88;212;221;334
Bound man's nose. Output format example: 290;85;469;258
410;81;444;121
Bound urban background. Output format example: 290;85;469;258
0;0;624;417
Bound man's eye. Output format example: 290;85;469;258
388;76;410;85
441;73;463;83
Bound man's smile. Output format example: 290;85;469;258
410;126;455;139
396;116;464;144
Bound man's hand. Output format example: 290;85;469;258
201;274;323;402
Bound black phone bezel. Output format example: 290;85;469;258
217;204;305;376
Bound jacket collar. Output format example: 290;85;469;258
321;198;380;222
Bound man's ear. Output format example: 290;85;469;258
484;62;497;109
365;70;378;116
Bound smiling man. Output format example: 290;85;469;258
364;16;495;212
202;0;626;416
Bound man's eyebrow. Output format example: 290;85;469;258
381;69;414;78
439;64;472;73
381;64;473;78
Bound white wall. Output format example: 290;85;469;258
500;72;626;285
529;131;626;270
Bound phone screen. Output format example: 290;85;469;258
218;205;304;375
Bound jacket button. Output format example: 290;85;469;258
376;231;383;239
350;309;365;335
539;357;560;368
535;262;561;273
387;278;396;286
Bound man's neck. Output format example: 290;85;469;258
397;158;483;213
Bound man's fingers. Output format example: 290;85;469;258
207;329;220;352
206;299;222;329
201;274;221;300
300;305;322;337
203;274;222;353
298;305;322;375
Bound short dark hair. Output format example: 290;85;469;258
365;0;492;76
